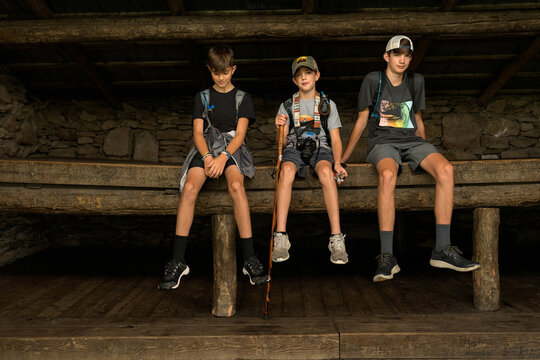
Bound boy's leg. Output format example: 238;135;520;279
275;161;297;232
367;144;402;282
314;159;341;235
418;152;479;271
175;167;207;236
224;165;269;285
272;161;296;262
159;167;205;291
314;158;348;264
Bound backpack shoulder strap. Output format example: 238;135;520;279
370;71;384;118
200;89;213;127
235;89;245;118
283;97;294;127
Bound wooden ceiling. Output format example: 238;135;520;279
0;0;539;107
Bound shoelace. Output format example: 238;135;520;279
164;261;183;279
444;245;463;259
330;235;346;252
245;257;263;275
376;253;393;266
274;233;287;248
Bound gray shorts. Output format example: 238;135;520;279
283;146;334;178
366;140;439;172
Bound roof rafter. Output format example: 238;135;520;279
23;0;121;108
477;35;540;106
408;0;459;72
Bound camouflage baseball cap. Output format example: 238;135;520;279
292;56;318;76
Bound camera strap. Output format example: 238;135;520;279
292;92;321;134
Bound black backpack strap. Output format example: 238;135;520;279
200;89;213;128
370;71;384;119
283;97;294;128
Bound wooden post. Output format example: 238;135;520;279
211;214;237;317
472;207;500;311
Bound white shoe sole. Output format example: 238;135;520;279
158;266;190;290
331;257;349;265
272;253;290;263
242;268;271;285
430;259;481;272
373;265;401;282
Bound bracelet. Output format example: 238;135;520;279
202;152;212;160
221;150;231;159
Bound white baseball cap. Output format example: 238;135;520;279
386;35;414;53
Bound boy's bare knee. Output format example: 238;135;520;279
379;168;397;189
317;164;334;184
228;180;245;196
181;182;199;201
437;162;454;184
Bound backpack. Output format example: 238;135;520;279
283;92;332;147
370;71;416;120
200;88;245;125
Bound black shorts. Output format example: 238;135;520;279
188;155;236;170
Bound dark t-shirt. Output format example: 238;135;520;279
357;71;425;153
192;87;255;132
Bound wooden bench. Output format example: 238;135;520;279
1;158;539;316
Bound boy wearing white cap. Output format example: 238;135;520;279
342;35;480;282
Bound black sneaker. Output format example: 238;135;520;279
430;245;480;272
242;255;270;285
373;253;401;282
158;260;190;291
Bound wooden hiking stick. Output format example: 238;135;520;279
264;125;284;320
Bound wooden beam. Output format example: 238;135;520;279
477;35;540;106
166;0;185;16
2;159;538;190
473;208;501;311
212;214;237;317
23;0;121;108
1;11;539;44
0;183;538;215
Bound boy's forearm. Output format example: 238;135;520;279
193;132;209;155
342;113;368;162
330;131;343;165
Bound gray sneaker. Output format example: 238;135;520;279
272;232;291;262
328;233;349;264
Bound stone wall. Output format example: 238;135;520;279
1;67;539;266
1;69;539;164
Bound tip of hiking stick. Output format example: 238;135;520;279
263;313;269;320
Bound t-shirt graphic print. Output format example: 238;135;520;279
379;100;414;129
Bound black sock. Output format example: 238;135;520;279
241;237;255;261
172;235;188;263
380;231;393;255
435;224;451;252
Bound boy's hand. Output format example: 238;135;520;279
208;153;228;178
334;163;348;180
203;155;214;177
275;113;288;128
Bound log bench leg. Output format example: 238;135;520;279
211;214;237;317
472;207;500;311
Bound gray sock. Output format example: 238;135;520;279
435;224;451;252
379;231;393;255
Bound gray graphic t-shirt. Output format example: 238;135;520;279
277;98;341;150
357;71;425;153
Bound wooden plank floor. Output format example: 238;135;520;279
0;246;539;359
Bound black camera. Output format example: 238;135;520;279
296;137;317;164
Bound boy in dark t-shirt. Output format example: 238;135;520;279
342;35;479;282
159;45;269;291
